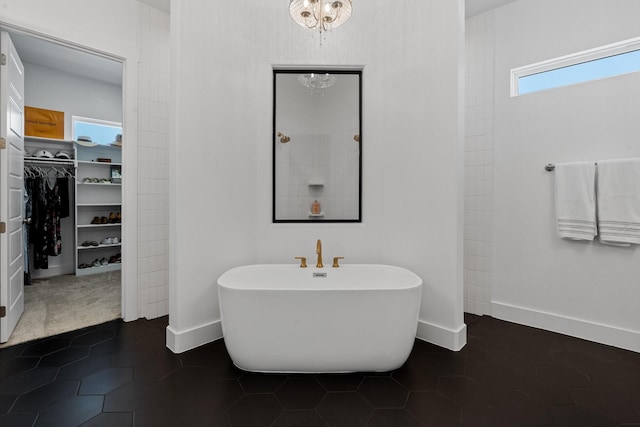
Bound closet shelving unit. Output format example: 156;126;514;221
74;142;122;276
25;136;75;165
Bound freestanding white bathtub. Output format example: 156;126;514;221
217;264;422;373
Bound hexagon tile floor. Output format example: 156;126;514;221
1;314;639;427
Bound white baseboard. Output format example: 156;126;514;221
492;301;640;353
416;319;467;351
166;319;223;354
31;263;74;279
166;318;468;354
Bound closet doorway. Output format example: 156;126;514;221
0;28;125;347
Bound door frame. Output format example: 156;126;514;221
0;21;138;322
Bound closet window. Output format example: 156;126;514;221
72;116;122;145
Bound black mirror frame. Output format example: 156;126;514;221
272;69;362;223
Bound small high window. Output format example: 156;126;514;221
511;37;640;96
72;116;122;145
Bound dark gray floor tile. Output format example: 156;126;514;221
316;392;372;427
276;377;326;410
368;408;425;427
79;412;134;427
35;395;104;427
38;346;90;367
358;377;409;408
11;380;79;413
78;367;133;395
273;410;327;427
228;394;282;427
0;412;38;427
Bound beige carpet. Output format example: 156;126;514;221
0;271;121;348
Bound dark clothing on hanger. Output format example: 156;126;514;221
27;168;73;269
46;178;62;256
58;177;70;219
23;178;33;284
31;177;49;269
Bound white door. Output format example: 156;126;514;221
0;32;25;342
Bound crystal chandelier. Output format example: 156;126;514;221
289;0;353;33
297;73;337;90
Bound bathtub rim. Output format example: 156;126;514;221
217;263;423;292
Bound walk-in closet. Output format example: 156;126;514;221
0;31;124;347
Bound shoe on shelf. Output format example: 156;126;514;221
91;258;101;268
81;241;92;247
91;217;101;224
90;241;99;246
100;257;109;266
101;237;113;245
109;212;117;223
101;216;109;224
112;237;120;244
108;255;118;263
78;263;90;269
116;212;122;223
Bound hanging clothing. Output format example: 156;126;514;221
28;171;73;269
23;178;33;284
45;177;63;257
31;177;49;269
58;177;70;219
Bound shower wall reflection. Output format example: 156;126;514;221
273;70;362;222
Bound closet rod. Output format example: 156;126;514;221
545;162;598;172
24;157;74;166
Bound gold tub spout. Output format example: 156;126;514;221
316;239;323;268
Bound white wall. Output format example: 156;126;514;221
24;64;123;136
23;63;122;278
464;13;495;317
491;0;640;351
168;0;466;352
136;3;170;320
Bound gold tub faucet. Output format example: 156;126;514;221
316;239;323;268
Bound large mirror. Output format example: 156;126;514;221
273;69;362;222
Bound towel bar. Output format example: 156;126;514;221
545;162;598;172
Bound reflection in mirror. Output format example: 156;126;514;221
273;69;362;222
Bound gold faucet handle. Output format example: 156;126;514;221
332;257;345;268
295;256;307;268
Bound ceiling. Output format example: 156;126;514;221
135;0;516;18
10;32;123;86
466;0;516;18
7;0;515;87
138;0;169;13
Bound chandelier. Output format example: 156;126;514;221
297;73;337;90
289;0;353;33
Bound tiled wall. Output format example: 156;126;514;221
464;12;494;316
137;3;170;319
275;133;359;220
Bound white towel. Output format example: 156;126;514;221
597;158;640;246
554;162;597;241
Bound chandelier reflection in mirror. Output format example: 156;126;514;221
298;73;337;91
289;0;353;33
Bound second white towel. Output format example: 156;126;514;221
597;158;640;246
555;162;597;241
